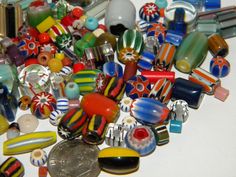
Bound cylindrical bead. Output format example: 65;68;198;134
141;70;175;84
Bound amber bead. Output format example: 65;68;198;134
208;33;229;57
95;32;117;50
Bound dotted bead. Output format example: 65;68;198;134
85;16;99;31
30;149;47;167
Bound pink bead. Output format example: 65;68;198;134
214;86;229;102
69;99;80;109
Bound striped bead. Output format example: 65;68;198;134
148;78;173;104
122;116;137;131
49;110;64;126
154;43;176;71
152;124;169;146
169;100;189;123
56;98;69;113
139;3;160;22
169;119;182;133
59;66;73;78
146;22;166;45
137;50;155;71
210;57;230;78
120;97;133;112
165;30;183;46
189;67;220;95
48;22;68;42
135;20;150;33
30;149;47;167
58;108;88;140
103;61;123;78
0;157;24;177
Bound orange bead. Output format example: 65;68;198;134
48;58;63;73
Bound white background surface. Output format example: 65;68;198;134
1;0;236;177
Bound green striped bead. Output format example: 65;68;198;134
174;32;208;73
117;29;144;56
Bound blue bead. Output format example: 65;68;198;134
85;17;99;31
168;8;187;35
165;30;184;46
210;57;230;78
56;98;69;113
204;0;221;10
65;82;80;100
137;50;155;71
169;119;182;133
103;61;123;78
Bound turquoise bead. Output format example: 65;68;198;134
85;16;99;31
65;82;80;100
169;119;182;133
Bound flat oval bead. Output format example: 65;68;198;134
30;149;47;167
17;114;39;133
98;147;140;174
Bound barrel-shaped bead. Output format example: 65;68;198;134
0;157;25;177
210;57;230;78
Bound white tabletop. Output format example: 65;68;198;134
1;0;236;177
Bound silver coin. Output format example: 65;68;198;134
47;139;101;177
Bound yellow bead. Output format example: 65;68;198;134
79;15;88;23
48;58;63;73
36;16;56;33
0;114;9;135
55;53;65;60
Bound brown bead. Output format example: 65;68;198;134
123;61;138;82
37;52;52;66
208;33;229;57
95;32;117;50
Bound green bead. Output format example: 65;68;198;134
174;32;208;73
83;32;97;47
74;40;90;57
117;29;144;55
196;19;219;36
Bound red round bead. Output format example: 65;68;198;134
38;33;51;44
24;58;39;66
72;7;84;19
61;15;75;27
73;62;85;73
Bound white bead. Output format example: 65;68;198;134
30;149;47;167
49;110;64;126
56;98;69;113
120;97;133;112
122;116;137;130
17;114;39;134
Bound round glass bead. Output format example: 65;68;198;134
17;114;39;133
30;149;47;167
65;82;80;100
85;16;99;31
56;98;69;113
6;123;20;140
210;57;230;78
48;58;63;73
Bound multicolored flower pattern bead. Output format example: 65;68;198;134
126;75;151;99
18;36;40;57
30;92;57;119
146;22;166;45
210;57;230;78
118;47;140;64
139;3;160;22
120;97;133;112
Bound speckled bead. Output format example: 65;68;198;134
30;149;47;167
6;123;20;140
56;98;69;113
85;16;99;31
65;82;80;100
17;114;39;133
210;57;230;78
139;3;160;22
125;125;156;156
120;97;133;112
18;96;32;110
126;75;151;99
49;110;64;126
103;61;123;78
30;92;57;119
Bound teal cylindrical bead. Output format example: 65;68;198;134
85;16;99;31
65;82;80;99
174;32;208;73
155;0;168;8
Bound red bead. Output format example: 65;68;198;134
61;15;75;27
24;58;39;66
38;166;48;177
72;7;84;19
38;33;51;44
73;62;85;73
141;71;175;84
62;57;73;66
98;24;107;32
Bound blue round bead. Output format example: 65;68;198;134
65;82;80;100
210;57;230;78
85;16;99;31
103;61;123;78
56;98;69;113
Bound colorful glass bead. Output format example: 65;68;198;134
208;33;228;57
48;58;63;73
151;124;169;146
95;32;117;50
82;115;107;145
135;20;150;33
210;57;230;78
74;37;94;58
125;125;156;156
18;95;31;110
120;97;133;112
137;50;155;71
38;33;51;45
65;82;80;100
39;166;48;177
169;119;182;133
131;97;170;125
49;110;64;126
174;32;208;73
126;75;151;99
172;78;204;109
123;61;138;82
58;108;87;140
205;0;221;10
144;36;159;54
17;25;39;40
103;77;126;102
118;47;140;64
3;131;57;155
149;78;173;104
0;114;9;135
105;0;136;36
168;8;187;35
139;3;160;22
50;74;66;99
165;30;184;46
105;123;127;147
73;69;106;95
55;33;72;50
98;147;140;174
36;16;56;33
81;93;119;123
0;157;25;177
214;86;229;102
169;100;189;123
17;36;40;58
17;114;39;134
146;22;166;45
40;43;57;55
189;67;221;95
85;16;99;30
59;66;73;79
6;123;20;140
30;149;47;167
30;92;57;119
103;61;123;78
154;43;176;71
121;116;137;131
48;22;68;42
37;52;52;66
56;98;69;113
